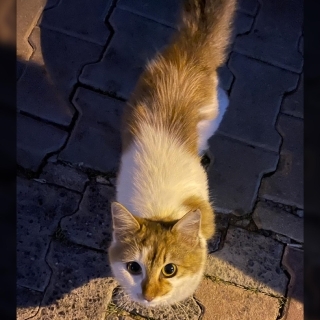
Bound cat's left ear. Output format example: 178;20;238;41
111;202;141;240
172;209;201;245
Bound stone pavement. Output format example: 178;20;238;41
17;0;303;319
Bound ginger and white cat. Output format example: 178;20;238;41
109;0;236;307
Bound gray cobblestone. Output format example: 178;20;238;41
253;202;303;243
231;11;254;46
217;65;234;92
40;162;89;192
233;219;250;228
234;0;303;73
184;8;256;95
40;0;112;45
17;26;103;126
17;113;68;172
59;88;124;173
218;53;299;151
281;74;303;119
17;177;81;291
281;247;303;319
17;286;43;320
195;278;280;320
208;134;278;215
237;0;260;16
17;0;46;61
80;8;175;99
118;0;181;28
61;183;114;251
206;226;288;296
259;114;303;208
31;240;117;320
273;234;291;244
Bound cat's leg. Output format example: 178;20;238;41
198;85;229;156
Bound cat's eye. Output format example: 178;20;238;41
127;261;142;275
162;263;177;277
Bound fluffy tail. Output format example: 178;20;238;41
178;0;236;66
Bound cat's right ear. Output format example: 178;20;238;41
172;209;201;246
111;202;141;239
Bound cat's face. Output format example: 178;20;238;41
108;202;207;307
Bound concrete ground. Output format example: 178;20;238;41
17;0;303;319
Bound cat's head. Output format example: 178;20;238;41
108;202;207;307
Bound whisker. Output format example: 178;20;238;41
175;301;189;320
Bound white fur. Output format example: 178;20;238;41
110;246;150;303
110;239;207;307
197;85;229;154
116;125;209;220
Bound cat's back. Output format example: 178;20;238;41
116;0;236;221
116;121;209;220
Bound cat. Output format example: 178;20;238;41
108;0;236;308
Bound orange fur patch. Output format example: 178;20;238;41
121;0;236;154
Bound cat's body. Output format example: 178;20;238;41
109;0;236;307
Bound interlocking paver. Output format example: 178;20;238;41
219;53;299;151
17;0;46;61
118;0;181;28
281;247;303;320
217;10;254;92
40;162;89;192
237;0;260;16
111;286;201;320
195;278;280;320
17;177;81;291
217;65;234;92
259;114;303;208
281;74;303;118
40;0;112;45
80;8;175;99
17;113;68;172
59;88;124;173
218;10;254;90
61;183;114;251
253;202;303;243
230;11;254;46
234;0;303;73
17;60;26;81
17;26;103;126
207;134;278;215
205;226;288;296
31;240;117;320
17;286;43;320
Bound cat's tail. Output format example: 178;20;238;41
179;0;236;66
